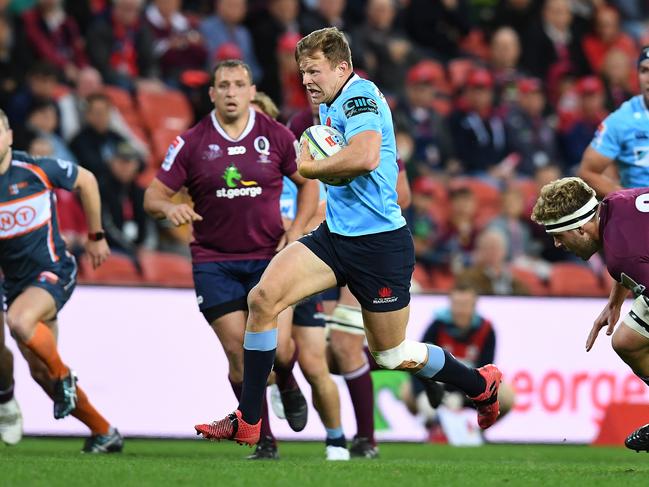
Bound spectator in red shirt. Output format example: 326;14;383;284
22;0;88;84
582;5;637;80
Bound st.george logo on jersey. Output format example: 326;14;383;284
300;125;353;187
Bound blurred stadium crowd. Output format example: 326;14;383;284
0;0;645;295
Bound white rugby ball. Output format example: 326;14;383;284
300;125;352;186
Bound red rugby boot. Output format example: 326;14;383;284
469;364;502;430
195;410;261;446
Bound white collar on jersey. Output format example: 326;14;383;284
542;197;599;234
210;107;256;142
341;73;361;94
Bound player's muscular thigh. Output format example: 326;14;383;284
247;243;337;327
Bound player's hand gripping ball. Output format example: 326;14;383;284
300;125;353;186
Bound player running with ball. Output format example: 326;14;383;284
195;27;503;446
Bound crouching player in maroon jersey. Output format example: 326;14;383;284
0;109;121;453
144;60;320;458
532;177;649;452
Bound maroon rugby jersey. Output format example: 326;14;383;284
286;108;315;141
599;187;649;294
157;108;298;262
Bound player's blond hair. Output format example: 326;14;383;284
295;27;352;68
252;92;280;120
531;177;597;224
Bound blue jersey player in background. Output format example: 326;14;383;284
578;46;649;196
195;27;503;447
0;108;122;453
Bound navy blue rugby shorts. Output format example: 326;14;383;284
299;222;414;312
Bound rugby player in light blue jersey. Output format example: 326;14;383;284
578;46;649;196
195;28;503;448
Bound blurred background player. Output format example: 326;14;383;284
253;91;349;461
196;28;502;449
578;46;649;196
0;108;121;453
144;61;320;459
403;283;515;438
0;306;22;446
532;177;649;451
323;155;411;458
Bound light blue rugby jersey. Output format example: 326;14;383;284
280;177;326;220
591;95;649;188
318;74;405;236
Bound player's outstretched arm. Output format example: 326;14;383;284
74;166;110;269
577;147;620;198
144;178;203;227
298;131;381;180
586;280;629;351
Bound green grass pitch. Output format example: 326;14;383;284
2;438;649;487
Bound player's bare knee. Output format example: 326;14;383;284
611;329;644;358
248;285;283;319
331;339;362;371
5;311;36;342
299;354;328;384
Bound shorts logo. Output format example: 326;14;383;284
343;96;379;118
38;271;59;285
197;295;203;305
373;287;398;304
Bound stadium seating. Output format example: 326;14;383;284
150;127;182;167
429;269;455;292
513;179;539;210
137;88;193;135
412;263;434;291
78;253;143;286
548;263;606;297
140;251;193;288
104;85;148;144
450;177;502;225
511;266;548;296
414;176;449;225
